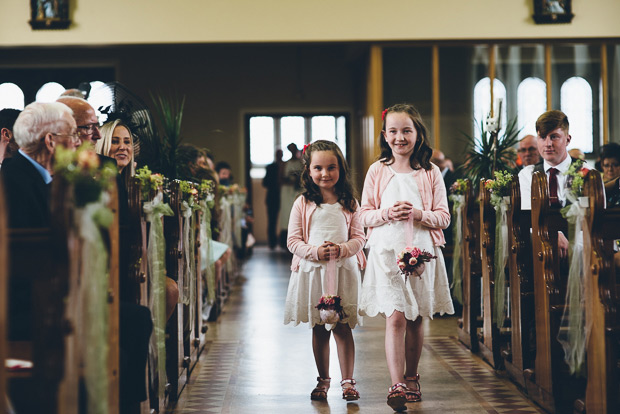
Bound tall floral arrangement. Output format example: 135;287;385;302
459;118;520;191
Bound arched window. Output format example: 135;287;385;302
561;77;593;153
473;77;507;141
517;77;547;138
36;82;66;103
0;83;25;110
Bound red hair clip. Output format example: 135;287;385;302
303;143;310;154
381;108;389;121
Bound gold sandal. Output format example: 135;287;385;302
340;378;360;401
310;377;331;400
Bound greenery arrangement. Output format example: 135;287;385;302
459;118;520;191
54;145;118;207
135;166;165;200
484;170;514;208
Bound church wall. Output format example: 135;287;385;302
1;1;619;47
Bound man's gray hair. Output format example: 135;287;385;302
13;102;73;152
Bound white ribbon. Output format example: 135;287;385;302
77;192;112;414
558;193;588;375
143;191;173;400
450;195;465;304
492;196;510;328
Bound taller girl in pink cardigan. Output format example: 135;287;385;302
283;140;366;402
359;103;454;411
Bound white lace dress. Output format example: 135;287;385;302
283;203;362;329
360;170;454;321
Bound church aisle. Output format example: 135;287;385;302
170;247;545;413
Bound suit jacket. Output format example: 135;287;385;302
1;151;50;228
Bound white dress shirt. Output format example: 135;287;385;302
518;154;577;210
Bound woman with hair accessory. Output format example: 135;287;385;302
358;103;454;411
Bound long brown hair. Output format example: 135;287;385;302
300;140;357;213
379;103;432;170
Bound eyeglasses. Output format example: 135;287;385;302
518;147;538;153
77;123;100;135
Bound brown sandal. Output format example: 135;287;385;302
387;382;407;412
310;377;331;400
404;374;421;402
340;378;360;401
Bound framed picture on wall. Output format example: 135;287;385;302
533;0;574;24
29;0;71;29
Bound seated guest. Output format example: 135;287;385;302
518;134;542;168
93;120;155;412
0;108;21;167
56;96;102;145
1;102;78;229
96;119;135;176
0;102;77;341
215;161;233;186
519;110;586;258
599;142;620;184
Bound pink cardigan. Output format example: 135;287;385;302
359;160;450;247
287;196;367;271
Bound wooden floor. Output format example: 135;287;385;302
169;246;546;414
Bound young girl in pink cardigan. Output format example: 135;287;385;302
359;103;454;411
283;140;366;402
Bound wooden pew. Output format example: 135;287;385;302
502;175;536;389
0;179;7;414
525;170;585;413
163;181;188;402
457;179;482;352
583;170;620;414
477;180;508;369
5;176;120;413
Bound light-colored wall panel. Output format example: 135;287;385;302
1;1;619;47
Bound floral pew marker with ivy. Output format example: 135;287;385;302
449;178;468;304
483;170;513;329
54;145;118;414
135;165;172;402
558;159;591;376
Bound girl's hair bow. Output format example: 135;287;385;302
303;143;310;154
381;108;389;121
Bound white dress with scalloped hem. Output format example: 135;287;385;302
359;169;454;321
283;202;362;330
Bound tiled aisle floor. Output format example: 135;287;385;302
170;247;545;413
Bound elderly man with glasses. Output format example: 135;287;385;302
517;134;541;168
1;101;78;229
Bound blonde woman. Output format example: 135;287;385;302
95;119;135;175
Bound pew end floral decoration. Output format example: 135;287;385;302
562;159;589;215
54;145;117;208
135;166;165;201
397;247;436;282
484;170;513;209
316;295;346;324
449;179;468;197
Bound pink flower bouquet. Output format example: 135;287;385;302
316;295;347;324
396;246;436;281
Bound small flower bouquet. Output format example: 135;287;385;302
564;159;589;199
316;295;346;324
449;178;468;196
484;170;513;209
54;145;117;207
397;247;436;281
135;166;165;200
